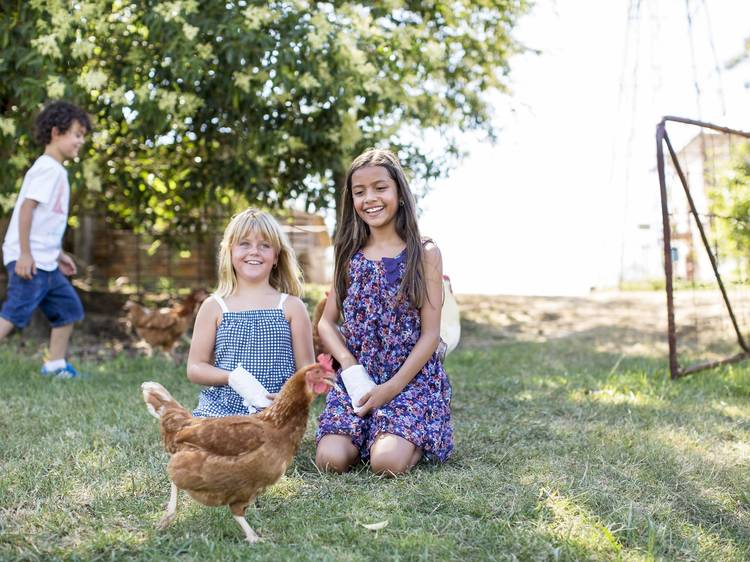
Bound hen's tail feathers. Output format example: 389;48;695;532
142;381;182;419
142;381;192;454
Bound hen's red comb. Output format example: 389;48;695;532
317;353;334;373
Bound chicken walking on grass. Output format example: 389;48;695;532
124;289;207;359
141;356;336;543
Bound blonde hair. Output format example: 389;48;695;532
216;208;303;298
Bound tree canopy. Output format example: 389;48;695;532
708;142;750;273
1;0;528;240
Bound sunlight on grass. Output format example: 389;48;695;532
574;387;660;406
540;488;623;556
656;426;750;467
4;296;750;560
714;400;749;419
266;475;305;499
718;440;750;460
593;341;666;359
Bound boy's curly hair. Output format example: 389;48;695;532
34;101;92;146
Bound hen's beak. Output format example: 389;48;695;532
322;373;342;394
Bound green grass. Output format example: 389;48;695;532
2;322;750;560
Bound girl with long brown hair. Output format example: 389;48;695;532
316;148;453;475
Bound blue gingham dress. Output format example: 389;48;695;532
192;293;296;417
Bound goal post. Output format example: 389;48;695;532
656;116;750;378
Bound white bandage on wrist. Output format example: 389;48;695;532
340;364;375;413
227;364;273;411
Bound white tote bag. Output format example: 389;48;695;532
439;275;461;359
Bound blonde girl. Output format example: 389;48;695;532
187;208;314;416
315;149;453;475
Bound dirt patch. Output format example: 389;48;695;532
458;291;665;346
7;289;748;367
456;290;748;362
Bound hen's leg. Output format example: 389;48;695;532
233;515;260;543
229;503;260;543
158;481;179;529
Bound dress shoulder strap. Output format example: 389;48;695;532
212;293;229;314
277;293;288;309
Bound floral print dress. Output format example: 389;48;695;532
316;249;454;462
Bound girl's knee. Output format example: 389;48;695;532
315;450;350;473
369;434;421;476
369;452;412;476
316;437;358;473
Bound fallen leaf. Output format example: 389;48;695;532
360;520;388;531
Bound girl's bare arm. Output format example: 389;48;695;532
317;285;357;369
287;296;315;368
186;298;231;385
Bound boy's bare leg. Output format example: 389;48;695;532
0;318;14;340
49;323;74;361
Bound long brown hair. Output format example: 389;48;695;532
334;148;426;310
217;208;303;298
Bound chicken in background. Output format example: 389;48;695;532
141;356;336;543
124;288;208;358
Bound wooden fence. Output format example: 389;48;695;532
0;211;332;295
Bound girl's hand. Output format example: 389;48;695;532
355;381;399;418
265;392;278;402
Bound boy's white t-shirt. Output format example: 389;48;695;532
2;155;70;271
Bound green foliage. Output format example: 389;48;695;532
707;141;750;274
0;0;528;241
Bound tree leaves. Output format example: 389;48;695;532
1;1;528;243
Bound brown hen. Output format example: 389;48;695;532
125;289;207;357
141;358;335;543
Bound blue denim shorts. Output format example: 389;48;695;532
1;262;84;328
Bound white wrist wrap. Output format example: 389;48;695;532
340;364;375;413
228;364;273;410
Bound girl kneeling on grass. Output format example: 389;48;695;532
315;148;453;475
187;208;314;417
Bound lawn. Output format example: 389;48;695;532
1;293;750;561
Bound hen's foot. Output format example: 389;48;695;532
157;512;176;529
233;515;261;544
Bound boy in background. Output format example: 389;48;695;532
0;101;92;378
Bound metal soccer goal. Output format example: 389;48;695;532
656;116;750;378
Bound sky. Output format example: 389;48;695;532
418;0;750;296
